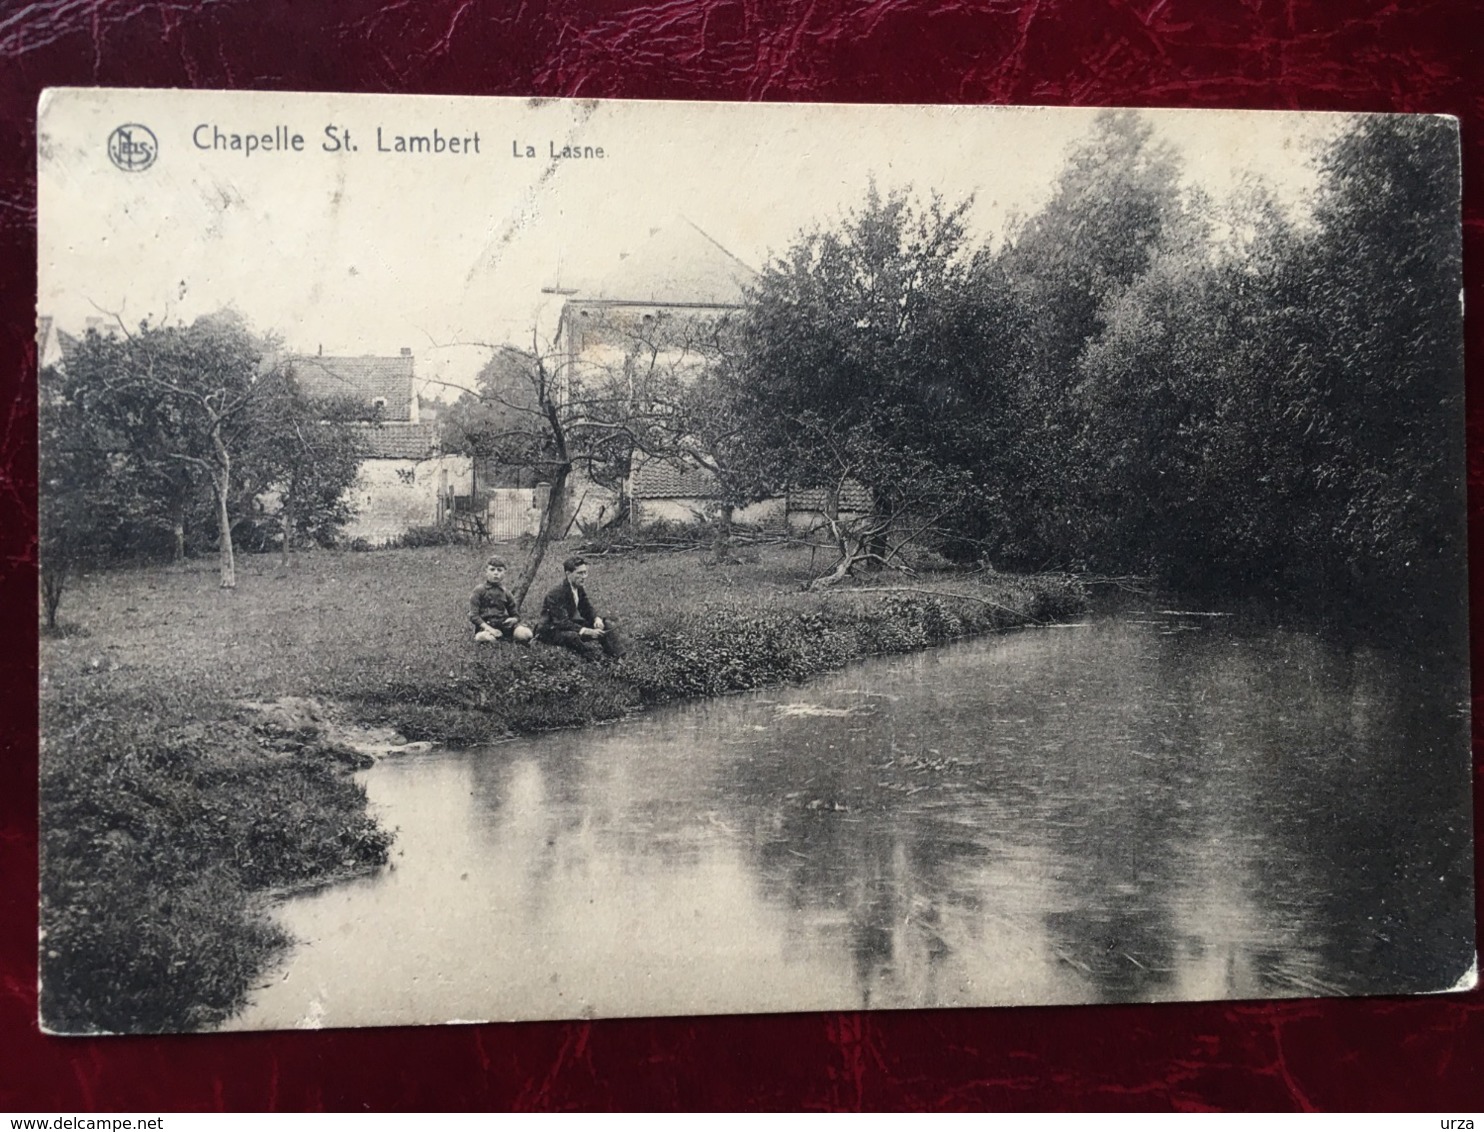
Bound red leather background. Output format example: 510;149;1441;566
2;0;1480;1112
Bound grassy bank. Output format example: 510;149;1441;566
39;677;392;1033
344;550;1087;746
40;542;1085;1031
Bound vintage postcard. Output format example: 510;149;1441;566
36;89;1472;1033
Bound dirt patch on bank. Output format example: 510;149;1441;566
238;695;435;766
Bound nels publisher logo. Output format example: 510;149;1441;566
107;123;158;172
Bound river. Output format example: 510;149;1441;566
232;606;1474;1029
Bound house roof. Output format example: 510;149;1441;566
788;482;872;512
36;316;52;357
350;421;440;460
632;462;873;512
633;461;722;499
290;354;416;419
576;221;756;307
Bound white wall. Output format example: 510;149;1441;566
344;455;471;545
635;497;787;526
564;469;621;532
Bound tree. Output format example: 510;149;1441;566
1007;109;1183;376
664;357;780;563
49;314;339;589
1075;187;1325;590
440;350;538;498
779;411;976;589
54;332;215;563
38;366;113;630
446;337;644;606
1293;114;1464;614
994;109;1186;568
232;372;368;563
1010;110;1464;622
1068;201;1229;572
559;303;731;530
445;309;739;599
732;186;993;584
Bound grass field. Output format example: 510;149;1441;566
39;539;1085;1031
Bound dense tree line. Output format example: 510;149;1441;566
723;111;1463;618
40;313;367;625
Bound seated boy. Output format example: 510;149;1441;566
469;557;533;644
536;556;626;659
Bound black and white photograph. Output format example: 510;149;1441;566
36;89;1473;1034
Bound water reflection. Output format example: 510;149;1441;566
233;610;1473;1030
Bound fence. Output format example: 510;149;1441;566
449;488;545;542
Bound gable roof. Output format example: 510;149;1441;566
290;354;416;419
633;460;722;499
788;482;872;512
37;317;72;371
350;421;440;460
633;462;872;512
578;221;756;307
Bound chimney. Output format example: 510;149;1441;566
400;347;412;357
317;344;323;356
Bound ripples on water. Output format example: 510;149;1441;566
234;609;1474;1029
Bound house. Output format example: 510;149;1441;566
552;223;874;535
629;462;783;526
630;463;871;531
288;348;472;546
36;316;66;371
290;348;420;421
553;221;760;527
555;220;757;380
38;315;108;374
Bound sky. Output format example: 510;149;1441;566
39;90;1354;398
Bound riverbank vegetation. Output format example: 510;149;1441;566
40;544;1081;1030
720;112;1462;633
40;675;393;1034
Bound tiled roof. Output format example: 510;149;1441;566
633;461;722;499
633;462;873;512
290;354;415;419
350;421;440;460
788;481;872;512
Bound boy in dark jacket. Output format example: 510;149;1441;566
537;556;626;658
469;557;532;643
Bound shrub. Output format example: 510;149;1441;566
1025;574;1089;621
894;541;959;574
393;524;467;549
39;680;392;1033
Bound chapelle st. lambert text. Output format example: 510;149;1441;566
191;123;606;159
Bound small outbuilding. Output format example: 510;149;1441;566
288;349;473;546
